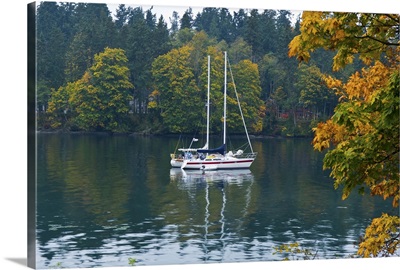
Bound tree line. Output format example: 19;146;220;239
36;2;355;136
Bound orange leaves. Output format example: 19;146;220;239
323;61;392;103
344;61;391;101
370;180;400;208
312;121;334;151
323;75;342;91
312;120;347;151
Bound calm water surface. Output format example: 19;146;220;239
36;134;393;268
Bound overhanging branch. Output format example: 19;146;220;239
354;35;399;46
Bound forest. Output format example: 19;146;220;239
36;2;359;136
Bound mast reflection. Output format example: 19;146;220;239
170;168;255;261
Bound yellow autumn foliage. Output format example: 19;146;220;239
290;11;400;258
358;214;400;257
289;12;399;71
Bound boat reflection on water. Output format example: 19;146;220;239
169;168;256;262
170;168;254;187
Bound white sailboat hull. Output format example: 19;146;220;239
171;156;255;170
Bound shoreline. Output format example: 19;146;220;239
36;129;313;139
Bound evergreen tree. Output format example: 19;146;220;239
218;8;234;43
169;11;180;34
180;8;193;29
124;7;171;115
114;4;131;30
153;15;172;56
113;4;132;50
275;10;295;61
64;3;117;82
193;8;218;34
244;9;262;61
125;7;150;114
37;2;68;110
232;9;247;40
145;7;157;29
259;10;278;54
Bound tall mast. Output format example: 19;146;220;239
206;55;210;150
223;51;227;146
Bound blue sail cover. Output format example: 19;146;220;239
197;144;226;155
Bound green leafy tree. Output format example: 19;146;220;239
188;31;217;81
228;37;252;65
48;48;133;132
295;63;336;118
314;66;399;257
171;28;195;48
227;59;266;133
289;12;399;71
258;53;287;99
47;82;74;129
152;45;202;133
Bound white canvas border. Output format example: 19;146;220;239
1;0;399;270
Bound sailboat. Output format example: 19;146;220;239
170;52;257;170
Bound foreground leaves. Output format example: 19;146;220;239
313;66;399;207
273;242;318;261
290;10;399;258
313;61;400;259
289;12;399;71
358;214;400;257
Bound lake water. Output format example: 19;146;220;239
36;133;393;269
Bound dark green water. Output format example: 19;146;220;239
36;133;393;268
